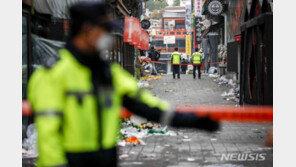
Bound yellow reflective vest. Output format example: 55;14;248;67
171;51;181;64
28;48;169;167
191;52;202;64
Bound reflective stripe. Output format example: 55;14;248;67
44;164;67;167
35;111;63;117
65;91;94;97
160;107;174;126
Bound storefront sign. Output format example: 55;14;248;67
234;35;241;41
163;36;176;44
208;0;224;16
194;0;202;17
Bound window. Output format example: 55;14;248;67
170;32;175;35
176;32;181;35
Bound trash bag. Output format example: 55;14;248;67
208;67;218;74
32;35;65;70
22;124;38;157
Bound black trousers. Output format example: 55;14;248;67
66;147;117;167
172;65;180;78
193;65;201;78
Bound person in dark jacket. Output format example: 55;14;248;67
181;58;188;74
148;46;160;75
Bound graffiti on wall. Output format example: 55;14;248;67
227;0;247;42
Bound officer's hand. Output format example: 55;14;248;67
195;116;220;132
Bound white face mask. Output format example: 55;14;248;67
95;32;114;60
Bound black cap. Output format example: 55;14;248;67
69;2;120;36
195;48;199;52
175;47;178;51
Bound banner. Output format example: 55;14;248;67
163;36;176;44
194;0;202;17
186;35;191;55
185;5;192;30
123;17;134;43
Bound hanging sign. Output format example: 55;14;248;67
207;0;224;16
123;17;134;43
194;0;202;17
163;36;176;44
185;35;192;55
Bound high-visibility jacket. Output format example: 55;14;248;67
171;51;181;64
27;48;170;167
191;52;202;64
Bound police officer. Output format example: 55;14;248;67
171;47;182;79
27;2;219;167
191;48;203;79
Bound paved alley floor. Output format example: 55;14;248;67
118;74;273;167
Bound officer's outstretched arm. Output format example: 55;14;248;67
28;68;67;167
112;64;219;132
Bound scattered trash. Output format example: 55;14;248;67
209;74;219;78
118;119;176;147
220;85;240;103
208;67;218;74
130;115;147;126
187;157;195;161
117;141;126;147
125;136;141;145
252;129;261;133
148;129;167;134
140;75;162;81
182;139;192;142
137;81;149;88
119;154;129;159
164;89;175;93
141;122;160;129
22;124;38;158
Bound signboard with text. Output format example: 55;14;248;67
186;35;192;55
163;36;176;44
195;0;202;17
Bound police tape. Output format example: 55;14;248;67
24;100;273;123
175;105;273;123
121;105;273;123
141;59;227;66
